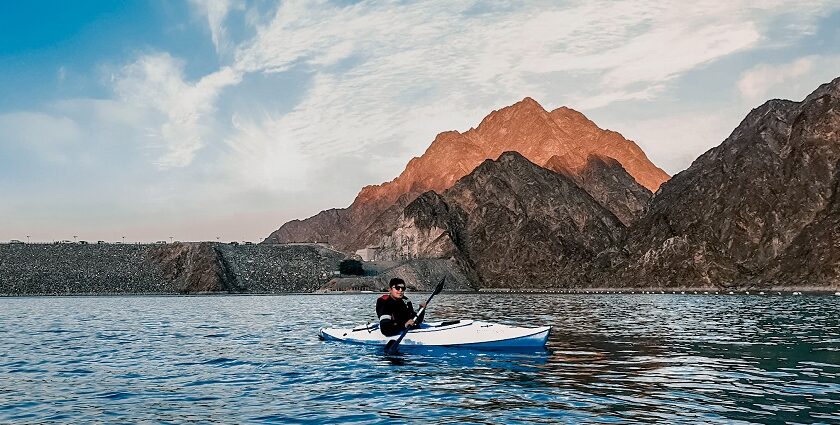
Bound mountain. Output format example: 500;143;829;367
357;77;840;291
265;98;668;251
546;154;652;226
364;152;626;287
611;77;840;289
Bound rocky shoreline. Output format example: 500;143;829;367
2;241;836;296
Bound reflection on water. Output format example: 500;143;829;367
0;293;838;423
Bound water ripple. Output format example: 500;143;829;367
0;293;838;423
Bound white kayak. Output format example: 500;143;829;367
319;319;550;350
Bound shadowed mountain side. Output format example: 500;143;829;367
363;152;625;288
547;154;652;226
610;77;840;289
265;97;668;251
354;190;464;260
319;258;477;292
762;171;840;288
445;152;626;288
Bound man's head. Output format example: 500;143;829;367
388;278;407;299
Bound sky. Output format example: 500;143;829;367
1;0;840;243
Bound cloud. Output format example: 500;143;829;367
5;0;840;242
737;55;840;102
608;109;744;175
112;53;241;167
189;0;244;52
224;112;313;192
738;57;816;100
0;112;81;164
217;0;836;180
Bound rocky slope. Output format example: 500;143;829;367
0;243;345;295
364;152;626;288
319;258;476;292
547;154;652;226
265;98;668;251
356;77;840;291
269;77;840;291
611;77;840;289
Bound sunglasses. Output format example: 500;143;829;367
392;286;406;291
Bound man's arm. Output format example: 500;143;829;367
376;297;392;322
405;300;427;327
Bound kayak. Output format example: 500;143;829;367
318;319;550;350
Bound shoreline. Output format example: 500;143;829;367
2;288;838;298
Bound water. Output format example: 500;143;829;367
0;294;838;424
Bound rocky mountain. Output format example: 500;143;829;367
356;77;840;291
611;77;840;289
269;77;840;292
265;98;668;251
364;152;626;288
547;154;652;226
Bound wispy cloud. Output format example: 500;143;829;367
738;55;840;102
189;0;243;52
112;53;241;167
608;109;745;175
226;0;834;158
4;0;840;241
739;57;816;100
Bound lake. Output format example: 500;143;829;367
1;293;838;423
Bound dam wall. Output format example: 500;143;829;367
0;242;346;296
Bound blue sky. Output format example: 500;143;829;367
2;0;840;243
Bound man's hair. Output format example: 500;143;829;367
389;277;406;288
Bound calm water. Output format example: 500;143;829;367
0;293;838;424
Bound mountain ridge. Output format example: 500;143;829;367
265;97;669;251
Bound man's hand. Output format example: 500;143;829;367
419;302;427;308
405;319;416;327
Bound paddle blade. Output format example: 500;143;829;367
384;339;397;355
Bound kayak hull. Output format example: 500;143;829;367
319;320;550;350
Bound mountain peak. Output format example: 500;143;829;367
516;96;543;108
474;97;550;130
267;96;669;250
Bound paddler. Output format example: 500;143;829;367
376;278;427;336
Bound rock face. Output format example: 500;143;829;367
762;176;840;288
267;77;840;291
320;258;475;292
353;77;840;291
365;152;626;288
265;98;668;251
612;77;840;289
547;154;652;226
149;242;235;293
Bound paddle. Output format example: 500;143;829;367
384;277;446;355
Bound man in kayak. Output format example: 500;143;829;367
376;278;427;337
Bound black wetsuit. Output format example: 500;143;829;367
376;294;424;337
